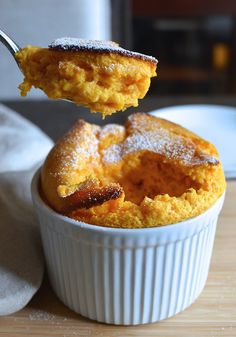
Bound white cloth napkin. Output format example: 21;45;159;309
0;103;53;315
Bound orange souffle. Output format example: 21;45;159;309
16;38;157;118
40;113;226;229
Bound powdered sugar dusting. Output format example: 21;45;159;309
53;121;100;174
50;37;119;50
49;37;158;64
102;125;219;166
29;310;55;321
99;124;125;140
51;115;218;178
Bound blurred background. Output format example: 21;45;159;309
128;0;236;97
1;0;236;99
0;0;111;99
1;0;236;142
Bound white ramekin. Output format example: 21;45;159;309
31;169;225;325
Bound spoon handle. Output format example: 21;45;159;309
0;29;21;60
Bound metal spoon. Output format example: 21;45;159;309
0;29;73;102
0;29;21;66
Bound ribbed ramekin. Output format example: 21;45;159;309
31;169;225;325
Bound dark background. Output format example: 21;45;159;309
113;0;236;96
3;0;236;141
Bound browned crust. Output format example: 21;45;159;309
59;183;123;213
50;47;158;65
49;39;158;65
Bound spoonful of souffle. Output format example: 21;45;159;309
0;29;157;118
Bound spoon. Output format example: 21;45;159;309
0;29;73;102
0;29;21;66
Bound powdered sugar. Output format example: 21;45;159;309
29;310;55;321
99;124;125;140
51;115;218;179
50;37;118;50
102;127;219;166
53;121;100;173
49;37;158;64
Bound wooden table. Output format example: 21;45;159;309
0;181;235;336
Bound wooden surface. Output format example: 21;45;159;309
0;181;235;337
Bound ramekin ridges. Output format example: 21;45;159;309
31;169;225;325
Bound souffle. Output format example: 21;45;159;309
40;113;226;228
16;38;157;118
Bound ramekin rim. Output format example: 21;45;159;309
31;168;225;235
